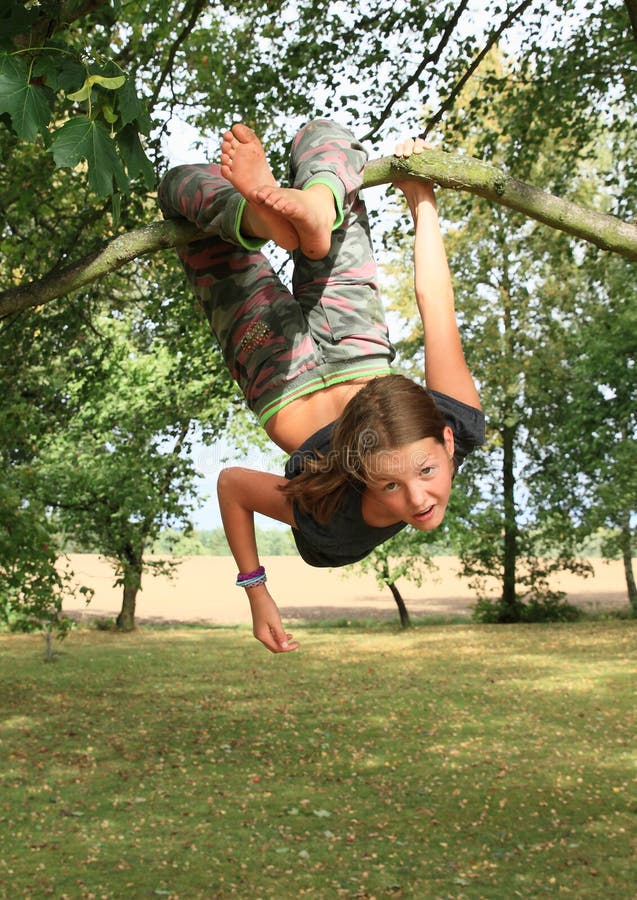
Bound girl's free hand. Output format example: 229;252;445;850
248;586;299;654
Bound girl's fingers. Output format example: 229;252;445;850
393;138;412;157
413;137;433;152
394;136;435;158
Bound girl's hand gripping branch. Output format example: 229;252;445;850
391;137;481;411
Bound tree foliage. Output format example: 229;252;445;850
1;1;154;200
33;274;239;629
149;526;298;557
528;248;637;613
380;38;635;619
1;0;635;628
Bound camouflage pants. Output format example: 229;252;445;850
158;119;395;426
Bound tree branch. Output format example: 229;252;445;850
422;0;534;137
368;151;637;259
147;0;208;108
10;0;110;47
0;219;200;318
625;0;637;40
359;0;471;142
2;151;636;318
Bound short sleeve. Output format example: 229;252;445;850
428;389;485;469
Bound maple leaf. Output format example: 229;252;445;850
50;117;129;196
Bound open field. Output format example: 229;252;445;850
60;554;632;625
0;622;635;899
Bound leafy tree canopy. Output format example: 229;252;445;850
2;0;636;628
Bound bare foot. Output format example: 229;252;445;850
220;124;299;251
252;183;336;260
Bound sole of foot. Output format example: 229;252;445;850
252;184;335;260
220;124;299;252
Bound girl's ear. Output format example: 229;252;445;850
443;425;455;460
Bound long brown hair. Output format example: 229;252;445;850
281;375;448;524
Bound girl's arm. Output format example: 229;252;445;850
393;139;481;410
217;467;300;653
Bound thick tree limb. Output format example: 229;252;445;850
366;151;637;259
0;220;200;318
10;0;109;47
2;151;636;319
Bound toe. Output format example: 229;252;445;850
231;123;258;143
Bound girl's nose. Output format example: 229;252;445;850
407;482;428;509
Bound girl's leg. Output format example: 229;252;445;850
157;134;394;430
158;164;311;412
289;118;368;209
219;125;299;251
159;163;264;249
288;120;393;366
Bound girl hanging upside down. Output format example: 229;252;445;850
158;119;485;654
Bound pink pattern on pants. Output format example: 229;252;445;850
158;120;395;425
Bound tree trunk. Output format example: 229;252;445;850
116;582;139;631
625;0;637;42
387;581;411;629
499;258;520;623
44;627;53;662
501;421;519;621
116;550;143;631
619;512;637;616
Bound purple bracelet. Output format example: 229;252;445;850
236;565;267;588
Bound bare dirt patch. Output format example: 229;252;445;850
60;555;630;625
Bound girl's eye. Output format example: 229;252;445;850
383;481;399;492
420;466;436;477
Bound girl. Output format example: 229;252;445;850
158;119;484;653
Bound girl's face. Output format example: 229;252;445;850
363;428;455;531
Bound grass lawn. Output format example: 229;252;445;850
0;620;635;899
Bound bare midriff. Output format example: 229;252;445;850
264;378;372;454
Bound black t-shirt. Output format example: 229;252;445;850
284;390;485;568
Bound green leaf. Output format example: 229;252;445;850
0;52;52;140
33;51;85;94
67;73;126;101
117;123;156;188
50;117;129;197
117;76;151;133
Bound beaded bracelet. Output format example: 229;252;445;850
236;565;267;588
